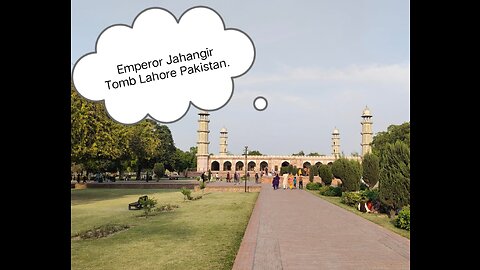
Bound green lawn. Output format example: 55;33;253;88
71;189;258;270
306;190;410;239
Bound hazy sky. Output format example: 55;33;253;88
71;0;410;156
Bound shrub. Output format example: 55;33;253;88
199;181;206;194
180;187;192;201
341;192;362;207
318;164;333;185
155;204;179;212
319;186;342;197
306;182;322;190
361;189;379;202
394;206;410;231
72;224;130;240
362;153;380;188
140;197;157;218
360;182;369;190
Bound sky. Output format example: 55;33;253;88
71;0;410;156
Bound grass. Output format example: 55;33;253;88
306;190;410;239
71;189;258;270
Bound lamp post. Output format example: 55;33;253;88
244;146;248;192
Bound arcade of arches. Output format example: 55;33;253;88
207;155;345;177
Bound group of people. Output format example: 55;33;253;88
223;171;261;184
272;173;304;190
357;200;380;213
200;171;220;182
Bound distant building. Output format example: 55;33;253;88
196;107;373;175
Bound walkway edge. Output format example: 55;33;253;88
232;189;264;270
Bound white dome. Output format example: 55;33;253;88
220;127;227;133
362;106;372;116
332;127;339;134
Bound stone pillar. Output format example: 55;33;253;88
361;106;373;156
196;111;210;172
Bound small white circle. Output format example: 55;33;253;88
253;96;268;111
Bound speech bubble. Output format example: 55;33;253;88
72;6;255;124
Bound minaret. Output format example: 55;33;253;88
219;127;228;156
332;127;340;158
196;111;210;172
361;106;373;156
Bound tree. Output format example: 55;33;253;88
372;122;410;156
154;125;176;170
153;163;165;180
248;150;263;156
378;141;410;217
307;152;320;156
351;152;360;157
71;82;129;175
129;120;161;180
362;153;380;188
292;150;305;156
318;164;333;185
332;158;362;191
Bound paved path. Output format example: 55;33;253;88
233;184;410;270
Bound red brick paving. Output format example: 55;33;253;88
233;184;410;270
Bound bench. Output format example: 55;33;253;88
128;195;148;210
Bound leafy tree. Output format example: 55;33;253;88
318;164;333;185
129;120;161;180
153;163;165;180
372;122;410;156
248;150;263;156
292;150;305;156
307;152;320;156
351;152;360;157
378;141;410;217
154;125;176;170
71;82;129;175
332;158;346;180
362;153;380;188
173;146;197;174
332;158;362;191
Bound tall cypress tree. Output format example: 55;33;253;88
378;141;410;217
362;153;380;188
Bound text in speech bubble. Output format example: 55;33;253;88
72;6;255;124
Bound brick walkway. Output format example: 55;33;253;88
233;184;410;270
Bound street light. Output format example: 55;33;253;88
244;146;248;192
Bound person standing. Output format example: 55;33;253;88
226;171;231;183
273;173;280;190
282;173;289;190
293;175;297;189
298;174;303;189
255;172;259;184
288;173;293;189
234;171;238;185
